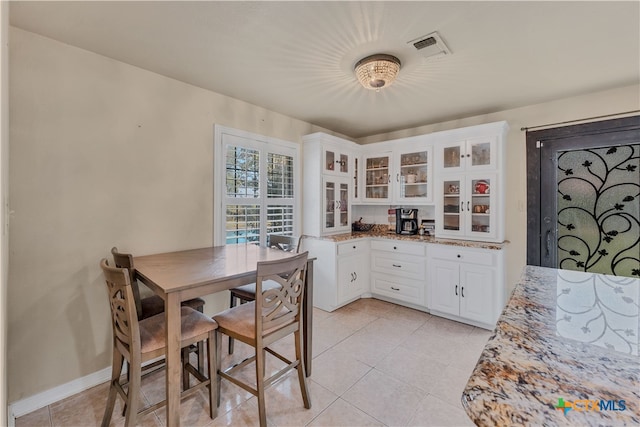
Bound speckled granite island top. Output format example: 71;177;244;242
462;266;639;426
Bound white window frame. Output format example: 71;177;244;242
213;125;301;246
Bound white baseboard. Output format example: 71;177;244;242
7;366;113;425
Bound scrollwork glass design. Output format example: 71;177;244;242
556;144;639;277
555;270;639;355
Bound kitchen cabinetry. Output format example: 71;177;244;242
323;146;351;176
300;238;369;312
439;136;498;172
370;239;427;308
322;176;350;235
363;151;392;202
303;133;359;236
439;173;498;241
337;241;369;303
362;141;433;204
427;245;505;329
435;122;508;242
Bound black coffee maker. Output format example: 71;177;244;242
396;208;419;235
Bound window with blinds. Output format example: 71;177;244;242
215;127;299;246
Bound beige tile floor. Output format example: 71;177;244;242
16;298;492;427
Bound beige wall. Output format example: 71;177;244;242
1;2;9;424
357;84;640;294
8;24;640;404
7;27;331;402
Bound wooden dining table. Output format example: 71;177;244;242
133;244;315;427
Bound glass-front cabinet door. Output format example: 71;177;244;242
442;178;462;235
363;152;392;202
395;147;432;203
466;174;496;239
438;174;497;240
440;137;497;173
324;148;350;176
323;176;350;234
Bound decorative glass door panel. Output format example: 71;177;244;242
365;155;390;200
555;144;639;276
470;142;491;167
398;150;429;200
324;149;349;175
443;179;461;232
325;181;335;229
469;177;492;236
442;145;462;171
339;182;349;227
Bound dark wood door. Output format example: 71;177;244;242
527;116;640;277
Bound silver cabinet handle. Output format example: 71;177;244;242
392;264;401;268
354;272;357;281
455;285;458;296
391;286;400;291
396;173;400;182
467;201;470;211
461;287;465;298
460;202;464;212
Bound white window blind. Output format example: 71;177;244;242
214;126;300;247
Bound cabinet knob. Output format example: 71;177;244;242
457;254;461;258
393;246;397;250
353;245;356;249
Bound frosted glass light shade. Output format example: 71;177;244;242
354;54;401;90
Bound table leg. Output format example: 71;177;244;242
304;260;314;377
165;293;181;427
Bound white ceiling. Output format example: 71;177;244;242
9;1;640;138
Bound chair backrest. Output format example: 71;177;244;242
111;247;143;319
100;258;141;358
255;251;309;338
268;234;302;253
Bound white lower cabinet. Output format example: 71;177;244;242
337;242;369;303
301;237;369;312
427;245;505;329
370;240;427;308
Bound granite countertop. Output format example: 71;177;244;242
304;225;508;250
462;265;640;426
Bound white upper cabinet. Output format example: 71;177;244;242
361;137;433;204
323;147;351;176
362;151;393;203
303;133;359;236
439;136;498;173
435;121;508;242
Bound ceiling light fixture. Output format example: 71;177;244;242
354;54;401;91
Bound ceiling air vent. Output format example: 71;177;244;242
407;31;451;60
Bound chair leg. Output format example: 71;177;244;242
215;330;222;408
182;346;190;390
101;347;123;427
196;306;205;373
294;329;311;409
228;294;237;354
256;344;267;427
124;356;142;427
207;330;218;419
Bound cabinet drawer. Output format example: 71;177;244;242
429;245;495;266
371;273;424;305
337;240;368;256
371;252;425;280
370;240;426;256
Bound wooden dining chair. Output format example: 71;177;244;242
213;251;311;427
111;247;206;387
227;234;302;353
99;259;218;427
